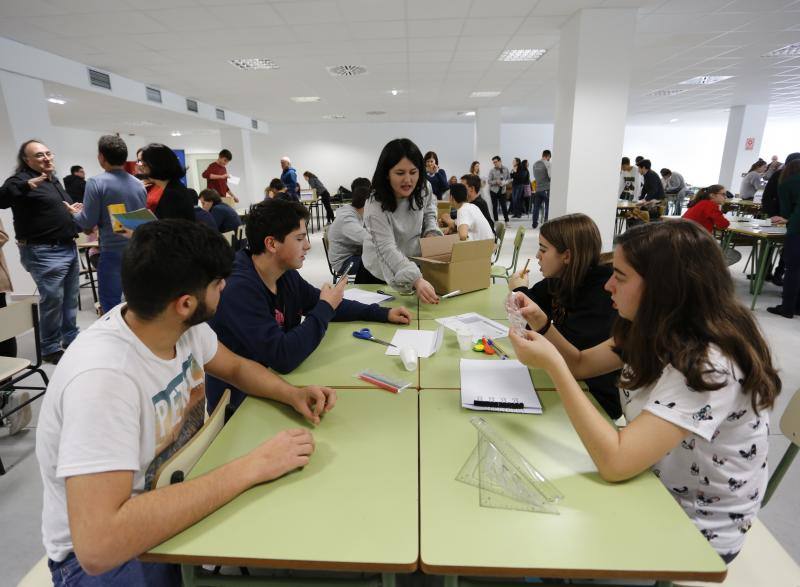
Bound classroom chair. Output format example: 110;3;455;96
221;230;235;247
0;301;49;475
321;227;338;280
491;226;525;283
492;221;506;265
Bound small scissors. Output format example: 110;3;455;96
353;328;397;348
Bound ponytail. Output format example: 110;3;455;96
688;184;724;208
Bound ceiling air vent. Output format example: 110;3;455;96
251;119;258;130
145;86;162;103
186;98;198;113
88;68;111;90
327;64;367;77
216;108;225;121
647;89;687;97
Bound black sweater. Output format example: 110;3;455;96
0;170;77;243
517;264;622;418
154;180;195;221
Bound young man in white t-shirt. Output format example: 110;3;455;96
36;220;336;586
446;182;494;241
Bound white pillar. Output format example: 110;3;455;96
219;128;258;207
550;8;636;249
0;70;56;296
474;107;502;170
718;104;769;193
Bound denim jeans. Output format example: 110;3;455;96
18;243;80;355
49;552;181;586
97;249;123;314
532;190;549;227
511;185;526;217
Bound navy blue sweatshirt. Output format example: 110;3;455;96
206;249;390;411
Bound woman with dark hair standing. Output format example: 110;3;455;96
138;143;194;221
509;213;620;418
739;160;767;200
768;158;800;317
510;157;530;218
510;220;780;563
682;184;730;233
359;138;443;303
303;171;335;223
424;150;448;201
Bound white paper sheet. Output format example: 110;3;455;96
343;288;394;305
435;313;509;340
460;359;542;414
385;327;444;358
227;175;241;186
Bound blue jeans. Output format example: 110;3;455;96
511;185;526;217
49;552;180;586
19;243;80;355
532;190;549;227
97;249;123;314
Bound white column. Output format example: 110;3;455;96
474;107;502;170
718;104;769;193
0;70;57;296
219;128;258;207
550;8;636;249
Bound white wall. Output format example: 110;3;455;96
762;118;800;162
501;124;554;166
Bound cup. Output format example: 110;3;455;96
399;347;418;371
456;329;473;351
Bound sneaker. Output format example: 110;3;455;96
43;350;64;364
2;392;32;435
772;275;784;287
766;306;793;318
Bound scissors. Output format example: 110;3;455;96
353;328;397;348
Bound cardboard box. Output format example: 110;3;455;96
412;234;494;295
436;201;452;217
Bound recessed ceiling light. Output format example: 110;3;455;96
228;58;279;71
290;96;321;103
47;97;66;105
498;49;547;62
470;91;501;98
457;111;476;117
391;89;399;96
171;131;182;137
327;65;368;77
647;89;688;97
669;118;679;123
679;75;734;85
322;114;346;120
763;43;800;57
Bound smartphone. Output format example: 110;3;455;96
336;261;354;284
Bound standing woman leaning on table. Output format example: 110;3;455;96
508;213;621;419
508;220;780;563
358;138;443;304
768;158;800;317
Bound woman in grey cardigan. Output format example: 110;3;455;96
358;138;443;304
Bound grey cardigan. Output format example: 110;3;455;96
361;184;442;292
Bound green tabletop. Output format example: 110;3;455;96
418;389;726;581
417;319;560;391
147;391;419;571
283;322;419;390
346;284;420;320
418;284;512;320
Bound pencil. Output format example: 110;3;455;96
522;258;531;274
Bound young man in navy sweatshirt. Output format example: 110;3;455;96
207;198;412;412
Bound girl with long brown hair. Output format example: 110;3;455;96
509;213;620;417
509;220;780;563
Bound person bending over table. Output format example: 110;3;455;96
508;220;780;564
207;198;411;413
358;138;443;304
36;220;336;587
508;213;621;419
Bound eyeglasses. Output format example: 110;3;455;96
30;151;53;160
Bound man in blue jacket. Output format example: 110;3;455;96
280;156;300;199
206;198;412;412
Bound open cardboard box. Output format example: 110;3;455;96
412;234;494;295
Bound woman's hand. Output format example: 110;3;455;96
508;329;564;373
510;291;548;331
508;270;529;291
414;277;439;304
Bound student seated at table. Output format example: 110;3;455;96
358;138;443;304
327;184;369;275
265;178;298;202
508;220;780;563
508;213;621;419
36;219;336;587
199;188;242;233
207;198;412;412
682;184;730;233
440;183;494;242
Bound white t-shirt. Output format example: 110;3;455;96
456;202;494;242
621;346;768;557
36;305;219;562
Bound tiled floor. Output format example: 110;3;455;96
1;216;798;585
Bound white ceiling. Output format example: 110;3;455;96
2;0;800;129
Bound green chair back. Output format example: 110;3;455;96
508;226;525;274
764;388;800;506
493;221;506;263
321;227;337;279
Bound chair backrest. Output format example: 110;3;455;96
321;227;336;278
0;300;35;342
221;230;234;246
153;389;231;489
507;226;526;272
763;388;800;507
492;221;506;263
235;224;246;240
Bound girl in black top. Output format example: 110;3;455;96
510;158;530;218
139;143;194;221
509;213;621;418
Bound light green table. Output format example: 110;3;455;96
419;389;727;583
417;284;512;321
417;319;560;391
346;284;420;321
283;322;419;390
145;390;419;580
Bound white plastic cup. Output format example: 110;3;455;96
456;329;473;351
399;347;418;371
